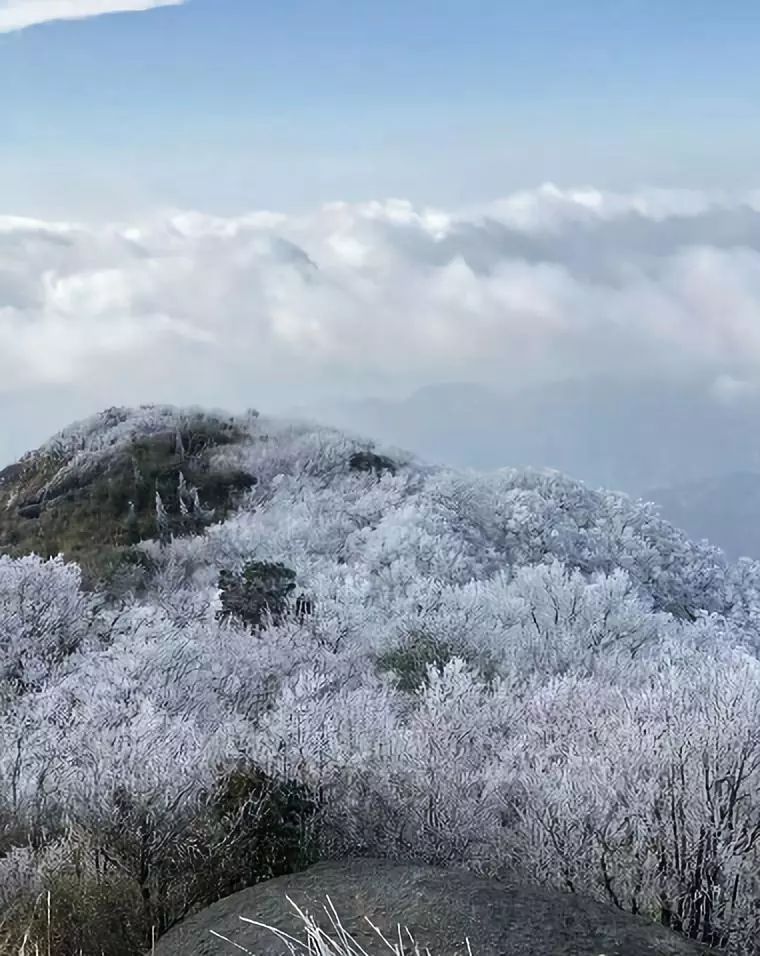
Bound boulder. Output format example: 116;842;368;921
152;858;717;956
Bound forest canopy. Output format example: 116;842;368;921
1;405;760;953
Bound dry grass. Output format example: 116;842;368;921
211;894;474;956
4;890;473;956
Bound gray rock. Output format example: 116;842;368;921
152;858;717;956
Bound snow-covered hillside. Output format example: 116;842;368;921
2;405;760;953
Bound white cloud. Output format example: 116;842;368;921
5;185;760;425
710;374;760;406
0;0;183;32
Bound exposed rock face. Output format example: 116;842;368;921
152;858;717;956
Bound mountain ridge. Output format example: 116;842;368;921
302;376;760;492
2;403;760;954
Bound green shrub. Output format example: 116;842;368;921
0;762;320;956
0;869;146;956
375;629;496;692
202;760;320;899
217;561;299;632
348;450;397;476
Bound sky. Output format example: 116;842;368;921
3;0;760;218
2;0;760;467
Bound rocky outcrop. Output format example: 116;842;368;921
152;858;717;956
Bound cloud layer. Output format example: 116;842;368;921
4;184;760;437
0;0;183;32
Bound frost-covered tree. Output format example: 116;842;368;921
4;405;760;954
0;554;92;695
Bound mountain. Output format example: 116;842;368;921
0;404;259;585
3;405;760;955
302;377;760;494
646;472;760;561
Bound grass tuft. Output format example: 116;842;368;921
210;894;474;956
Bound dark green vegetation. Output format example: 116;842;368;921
217;560;305;632
375;628;496;691
0;762;319;956
348;450;397;476
0;414;256;585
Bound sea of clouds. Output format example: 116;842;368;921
4;185;760;411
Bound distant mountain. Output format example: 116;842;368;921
302;377;760;495
646;472;760;561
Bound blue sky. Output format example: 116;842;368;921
2;0;760;218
